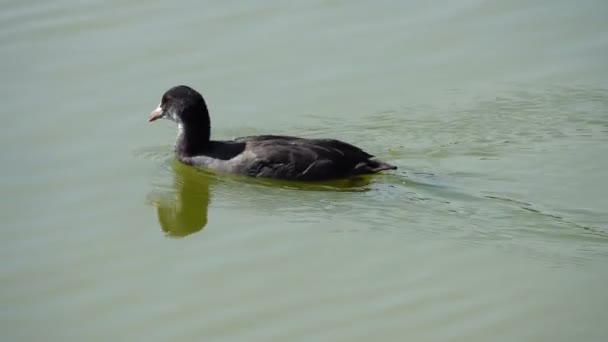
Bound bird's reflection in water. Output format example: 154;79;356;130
148;162;212;238
147;160;385;237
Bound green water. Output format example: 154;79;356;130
2;1;608;341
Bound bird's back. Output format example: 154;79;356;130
233;135;395;181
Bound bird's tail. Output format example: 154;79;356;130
354;158;397;175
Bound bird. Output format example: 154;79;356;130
148;85;396;181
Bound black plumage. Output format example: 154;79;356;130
148;85;396;181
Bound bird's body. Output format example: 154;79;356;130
149;86;396;181
178;135;396;181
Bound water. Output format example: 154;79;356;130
2;1;608;341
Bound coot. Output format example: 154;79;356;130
148;85;396;181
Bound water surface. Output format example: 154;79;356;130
1;1;607;341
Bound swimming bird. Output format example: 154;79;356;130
148;85;396;181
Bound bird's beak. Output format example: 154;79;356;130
148;105;164;122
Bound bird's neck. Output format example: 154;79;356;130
175;122;211;157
